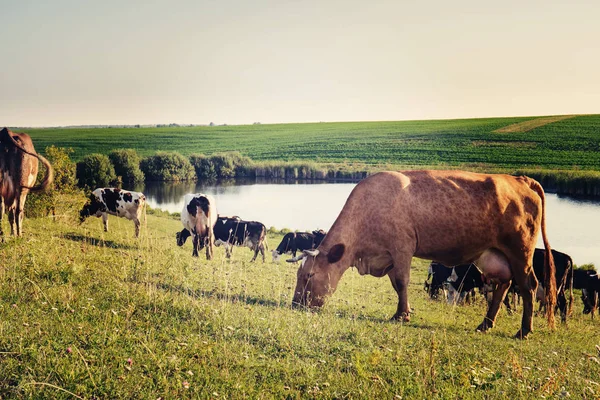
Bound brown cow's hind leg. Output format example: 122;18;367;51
511;261;537;339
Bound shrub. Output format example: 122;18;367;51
210;152;254;179
189;152;255;181
189;154;217;181
76;153;119;189
26;146;84;219
140;152;196;181
109;149;145;184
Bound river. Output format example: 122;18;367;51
138;180;600;268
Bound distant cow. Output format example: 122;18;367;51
176;193;217;259
574;269;599;317
446;264;484;304
213;216;268;262
79;188;147;237
426;262;515;311
274;230;327;262
0;127;54;239
424;262;453;300
532;248;573;321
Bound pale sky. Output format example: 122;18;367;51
1;0;599;127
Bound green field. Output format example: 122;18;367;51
1;212;599;398
21;114;600;172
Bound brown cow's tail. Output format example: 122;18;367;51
1;128;55;191
528;177;557;328
142;196;148;228
262;225;268;251
25;153;54;192
567;256;574;318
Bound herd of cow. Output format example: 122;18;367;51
425;249;600;321
1;127;599;339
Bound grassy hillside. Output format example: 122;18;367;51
22;114;600;172
1;213;599;398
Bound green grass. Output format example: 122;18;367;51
1;212;599;398
21;114;600;172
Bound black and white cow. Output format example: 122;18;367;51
574;268;599;317
532;248;573;321
426;262;516;311
424;262;453;300
176;193;218;259
213;216;268;262
79;188;146;237
273;230;327;262
446;263;484;304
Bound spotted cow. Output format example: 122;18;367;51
79;188;147;237
176;193;218;259
213;216;268;262
274;230;327;262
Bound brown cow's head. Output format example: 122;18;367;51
291;243;346;308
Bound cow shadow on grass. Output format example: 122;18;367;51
63;232;136;250
153;281;282;309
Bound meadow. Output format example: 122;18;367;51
22;114;600;172
1;212;599;399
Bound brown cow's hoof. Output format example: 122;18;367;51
514;329;530;339
391;312;410;323
476;318;494;332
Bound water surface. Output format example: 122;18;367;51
139;180;600;268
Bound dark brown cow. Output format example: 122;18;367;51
0;128;54;239
292;170;556;339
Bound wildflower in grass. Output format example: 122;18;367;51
127;358;133;366
67;347;72;354
183;381;190;389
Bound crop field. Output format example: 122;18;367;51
21;114;600;172
1;213;599;398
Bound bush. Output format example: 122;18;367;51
76;153;119;189
109;149;145;184
140;152;196;181
26;146;84;219
189;154;217;181
189;152;254;181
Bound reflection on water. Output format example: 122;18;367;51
137;180;600;268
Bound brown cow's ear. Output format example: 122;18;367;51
327;243;345;263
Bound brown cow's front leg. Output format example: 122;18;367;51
8;209;16;236
0;197;5;241
477;281;511;333
387;258;412;322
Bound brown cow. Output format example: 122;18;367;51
292;170;556;339
0;127;54;239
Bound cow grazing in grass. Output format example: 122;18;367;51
213;216;268;262
176;193;217;259
531;248;574;321
0;127;54;240
446;264;484;305
275;230;327;262
79;188;147;237
292;170;556;339
574;269;599;317
424;262;453;300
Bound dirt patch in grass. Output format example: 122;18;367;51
494;115;577;133
471;140;537;148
